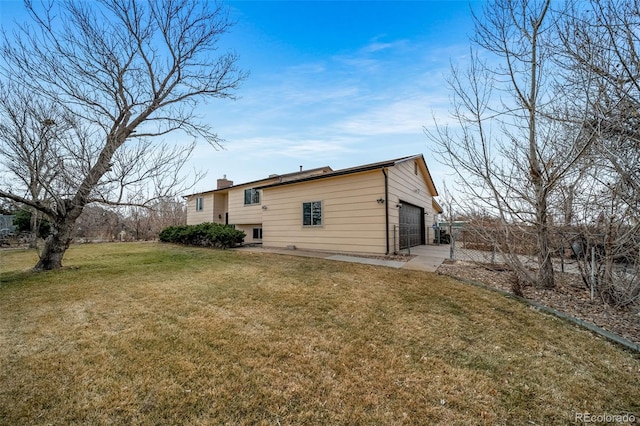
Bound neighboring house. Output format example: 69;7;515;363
185;154;443;255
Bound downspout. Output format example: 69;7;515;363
382;167;389;255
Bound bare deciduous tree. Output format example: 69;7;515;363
123;197;186;241
0;86;73;249
426;0;594;290
557;0;640;306
0;0;245;270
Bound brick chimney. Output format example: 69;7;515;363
217;175;233;189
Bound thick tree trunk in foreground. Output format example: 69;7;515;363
33;213;79;271
34;232;71;271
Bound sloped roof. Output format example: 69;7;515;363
185;154;440;198
432;199;444;214
184;166;333;197
260;154;439;197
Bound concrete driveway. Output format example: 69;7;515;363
400;244;451;272
235;244;451;272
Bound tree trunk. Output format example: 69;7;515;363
535;189;555;289
33;216;75;271
29;207;39;249
536;232;555;289
527;0;554;289
602;217;615;303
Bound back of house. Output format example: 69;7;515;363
185;154;442;255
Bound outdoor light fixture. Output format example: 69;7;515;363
376;198;385;204
396;203;402;209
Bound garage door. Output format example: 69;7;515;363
399;202;424;250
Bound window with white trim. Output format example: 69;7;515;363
303;201;322;226
244;188;260;205
196;197;204;211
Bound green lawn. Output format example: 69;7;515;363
1;242;638;425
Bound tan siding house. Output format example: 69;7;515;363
263;170;387;253
185;154;442;254
186;193;215;224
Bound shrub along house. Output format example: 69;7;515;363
185;154;443;255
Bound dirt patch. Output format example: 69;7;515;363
437;260;640;346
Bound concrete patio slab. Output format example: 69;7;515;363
400;244;451;272
326;254;405;268
234;244;451;273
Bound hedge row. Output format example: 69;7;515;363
159;223;245;249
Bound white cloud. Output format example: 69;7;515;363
364;41;396;53
184;35;470;193
334;96;429;136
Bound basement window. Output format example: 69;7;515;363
253;228;263;240
302;201;322;226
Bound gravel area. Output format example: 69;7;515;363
437;260;640;346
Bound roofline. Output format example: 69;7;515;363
432;199;444;214
183;154;440;198
260;154;439;197
393;154;424;165
259;161;398;189
183;166;332;197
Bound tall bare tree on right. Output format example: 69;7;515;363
557;0;640;306
426;0;594;290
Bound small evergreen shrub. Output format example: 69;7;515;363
13;208;51;238
159;223;245;249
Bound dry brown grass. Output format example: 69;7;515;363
1;242;639;425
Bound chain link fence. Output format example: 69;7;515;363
448;224;589;273
445;222;640;307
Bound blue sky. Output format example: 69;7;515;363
1;1;478;194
